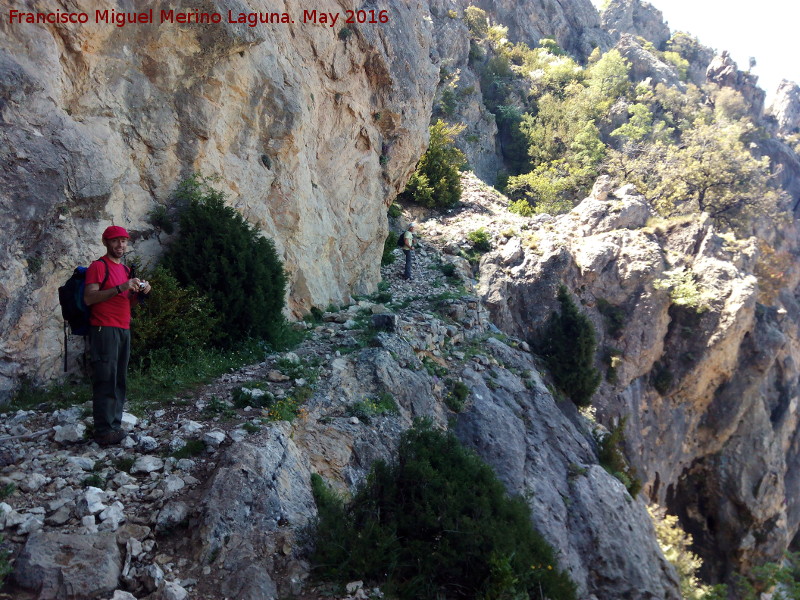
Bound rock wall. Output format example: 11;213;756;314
477;179;800;582
768;79;800;136
0;0;441;398
602;0;671;49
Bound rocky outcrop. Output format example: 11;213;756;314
706;51;766;119
0;229;683;599
601;0;671;49
767;79;800;136
477;178;800;583
0;0;440;399
615;34;685;90
463;0;611;57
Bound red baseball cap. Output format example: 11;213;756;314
102;226;130;240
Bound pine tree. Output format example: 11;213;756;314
541;285;601;407
164;175;287;345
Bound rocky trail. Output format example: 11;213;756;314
0;175;542;600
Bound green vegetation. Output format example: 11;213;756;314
345;392;399;423
170;438;207;459
596;418;641;497
539;286;601;407
164;174;288;346
648;505;726;600
653;267;712;312
382;231;397;266
310;419;576;599
445;378;470;412
467;227;492;252
131;265;219;371
596;298;626;339
400;120;466;209
459;12;783;233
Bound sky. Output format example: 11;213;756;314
594;0;800;98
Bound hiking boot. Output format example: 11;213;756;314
94;429;127;446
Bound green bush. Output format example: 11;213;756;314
467;227;492;252
346;392;398;423
596;418;641;497
399;120;465;209
445;379;469;412
131;265;219;370
310;419;576;600
164;175;287;346
540;286;601;407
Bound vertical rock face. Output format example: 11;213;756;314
477;182;800;583
706;51;766;118
768;79;800;136
601;0;671;49
463;0;611;56
0;0;439;397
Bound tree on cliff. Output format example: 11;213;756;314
605;119;781;233
539;286;601;407
400;120;466;209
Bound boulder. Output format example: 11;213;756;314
14;532;121;599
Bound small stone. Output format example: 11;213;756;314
142;562;165;592
18;514;44;534
3;508;24;528
267;370;290;382
76;487;107;516
20;473;48;493
132;456;164;474
202;430;226;447
179;420;203;435
160;581;189;600
133;435;157;453
120;436;137;449
112;468;135;484
111;591;138;600
53;423;87;443
282;352;300;364
66;456;96;471
161;475;185;496
175;459;195;471
155;501;189;532
81;514;98;533
126;537;143;560
169;437;186;453
99;501;126;531
347;580;364;593
121;413;138;431
46;505;73;526
519;341;531;352
229;429;247;442
349;416;360;425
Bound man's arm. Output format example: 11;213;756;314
84;278;142;306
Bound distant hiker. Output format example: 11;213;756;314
83;226;151;445
402;223;415;280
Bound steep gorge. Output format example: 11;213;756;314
3;0;800;596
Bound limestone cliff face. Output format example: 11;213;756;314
601;0;671;49
460;0;611;57
768;79;800;136
478;179;800;582
0;0;440;398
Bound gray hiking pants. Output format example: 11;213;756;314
89;325;130;435
404;249;413;279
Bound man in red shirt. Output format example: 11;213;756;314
84;226;151;445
